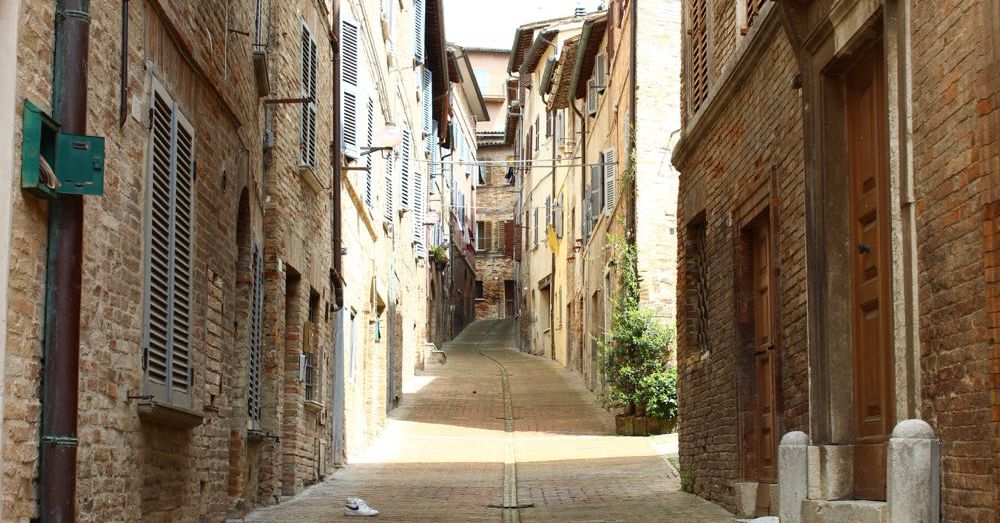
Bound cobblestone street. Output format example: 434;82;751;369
246;320;734;522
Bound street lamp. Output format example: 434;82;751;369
361;122;403;158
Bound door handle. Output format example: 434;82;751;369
858;243;871;254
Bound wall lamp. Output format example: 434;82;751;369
361;122;403;159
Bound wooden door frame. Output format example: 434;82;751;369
733;173;781;483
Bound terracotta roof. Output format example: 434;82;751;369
507;13;583;73
548;35;580;110
519;29;559;76
572;14;609;100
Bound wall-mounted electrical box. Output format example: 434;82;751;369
21;100;105;198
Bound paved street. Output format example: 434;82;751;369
246;319;734;522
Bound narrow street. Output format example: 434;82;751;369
245;320;733;522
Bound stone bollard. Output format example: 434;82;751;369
888;419;940;523
778;431;809;523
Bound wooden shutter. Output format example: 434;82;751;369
504;220;515;257
413;170;427;256
603;148;617;214
485;221;495;252
248;241;263;427
400;130;412;209
583;197;591;242
691;0;708;112
429;121;440;194
422;69;433;137
545;196;552;227
515;214;524;261
383;152;395;221
533;208;539;245
365;99;376;210
546;110;552;137
596;54;608;91
414;0;426;63
587;79;598;115
300;22;319;168
143;81;194;407
590;163;602;217
341;15;362;159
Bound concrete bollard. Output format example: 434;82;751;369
778;431;809;523
888;419;940;523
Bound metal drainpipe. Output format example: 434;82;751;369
331;0;344;311
40;1;90;520
550;108;556;360
627;0;638;243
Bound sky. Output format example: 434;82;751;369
443;0;605;49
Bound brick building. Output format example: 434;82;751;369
468;48;517;321
673;0;1000;520
0;0;449;520
507;0;681;388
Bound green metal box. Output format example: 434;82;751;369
21;100;105;198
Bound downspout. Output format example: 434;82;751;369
40;0;90;520
627;0;638;244
550;104;556;360
331;0;344;312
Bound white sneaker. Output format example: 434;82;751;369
345;497;379;517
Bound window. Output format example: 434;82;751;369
300;21;318;169
743;0;766;33
533;208;539;246
142;80;195;408
341;15;363;159
687;217;710;352
546;110;553;137
364;99;376;212
400;129;412;209
474;68;490;92
421;69;433;137
383;150;395;221
248;242;264;428
413;0;425;63
303;352;316;400
690;0;709;112
476;220;486;251
602;148;617;214
555;109;565;148
475;280;485;300
412;168;427;257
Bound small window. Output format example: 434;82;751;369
475;280;485;300
303;352;316;401
476;221;486;251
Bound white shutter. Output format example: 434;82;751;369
414;0;426;64
341;16;362;159
429;121;440;195
400;130;412;209
596;53;608;91
422;69;433;137
587;79;598;115
143;80;194;408
248;241;263;428
365;99;376;211
412;170;426;257
300;22;318;168
603;148;616;214
383;152;395;221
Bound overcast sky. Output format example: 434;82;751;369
444;0;605;49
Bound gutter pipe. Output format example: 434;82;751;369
40;0;90;520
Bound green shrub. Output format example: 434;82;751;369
598;236;676;417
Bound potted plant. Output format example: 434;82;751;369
598;236;677;436
429;244;448;270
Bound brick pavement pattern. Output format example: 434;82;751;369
246;319;734;522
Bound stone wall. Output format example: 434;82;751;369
474;145;517;320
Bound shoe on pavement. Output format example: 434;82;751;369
345;497;379;517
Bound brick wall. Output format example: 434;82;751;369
473;146;517;320
674;21;805;510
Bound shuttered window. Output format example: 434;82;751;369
414;0;426;64
384;150;395;221
421;69;433;137
504;220;515;257
143;81;195;408
413;169;427;257
602;148;617;214
248;242;263;428
533;208;539;245
300;21;318;169
429;122;440;195
400;130;412;209
595;53;608;91
365;99;376;212
744;0;765;33
690;0;708;112
341;15;363;159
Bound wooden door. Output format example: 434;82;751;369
504;280;516;317
751;217;778;484
846;44;894;501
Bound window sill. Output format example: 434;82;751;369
299;164;326;193
304;399;324;414
137;399;205;430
